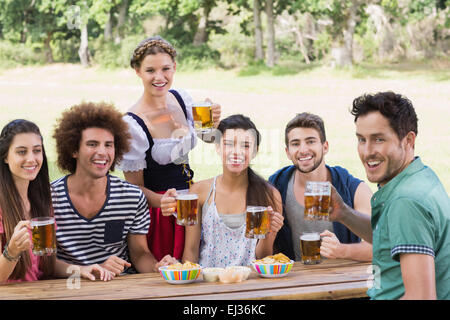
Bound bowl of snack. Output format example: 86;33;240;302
159;261;202;284
226;266;252;280
251;253;294;278
218;266;252;284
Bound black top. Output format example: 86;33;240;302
126;89;194;191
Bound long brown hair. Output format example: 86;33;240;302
0;119;55;280
216;114;278;209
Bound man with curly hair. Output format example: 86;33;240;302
51;101;177;276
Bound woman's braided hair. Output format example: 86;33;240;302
130;36;177;69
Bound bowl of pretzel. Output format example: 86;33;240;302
159;261;202;284
251;253;294;278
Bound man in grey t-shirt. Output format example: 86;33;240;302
269;113;373;262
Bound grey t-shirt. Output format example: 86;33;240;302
285;173;333;261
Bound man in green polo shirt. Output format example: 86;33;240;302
328;91;450;299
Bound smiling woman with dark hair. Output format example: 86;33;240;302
0;119;110;283
160;114;284;268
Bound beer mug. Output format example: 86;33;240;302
300;232;321;265
245;206;270;239
176;192;199;226
304;181;331;221
30;217;57;256
192;101;213;133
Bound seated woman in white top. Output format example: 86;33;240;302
160;114;284;268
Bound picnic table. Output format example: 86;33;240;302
0;259;371;300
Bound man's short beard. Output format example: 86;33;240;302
294;153;323;174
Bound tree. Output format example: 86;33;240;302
288;0;373;67
89;0;115;41
0;0;69;62
192;0;218;45
253;0;264;60
265;0;275;67
0;0;37;43
115;0;130;43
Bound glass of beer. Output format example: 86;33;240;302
30;217;56;256
192;101;213;133
176;192;199;226
245;206;270;239
304;181;331;221
300;232;321;265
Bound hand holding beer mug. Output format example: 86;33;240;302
161;188;178;217
267;206;284;235
245;206;271;239
4;220;33;260
300;232;321;265
319;230;344;259
304;181;331;221
192;101;213;133
175;190;199;226
30;217;57;256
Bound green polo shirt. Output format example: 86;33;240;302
368;157;450;300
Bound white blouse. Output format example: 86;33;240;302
118;88;198;172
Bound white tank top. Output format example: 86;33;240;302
198;176;257;268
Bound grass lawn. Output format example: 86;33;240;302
0;60;449;193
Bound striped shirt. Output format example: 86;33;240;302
51;175;150;267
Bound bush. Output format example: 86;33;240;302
0;41;46;69
176;43;221;71
208;20;255;69
51;35;80;63
91;35;144;69
271;64;300;76
237;60;268;77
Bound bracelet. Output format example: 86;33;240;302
2;241;21;262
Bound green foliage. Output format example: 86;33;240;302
208;19;254;68
236;59;318;77
313;31;332;61
0;40;46;69
91;34;144;69
176;43;221;70
0;0;448;69
237;60;268;76
51;33;81;63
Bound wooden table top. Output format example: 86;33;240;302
0;259;371;300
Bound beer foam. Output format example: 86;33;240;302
246;206;267;213
300;233;320;241
31;218;55;227
193;102;212;107
305;192;329;196
176;194;198;200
